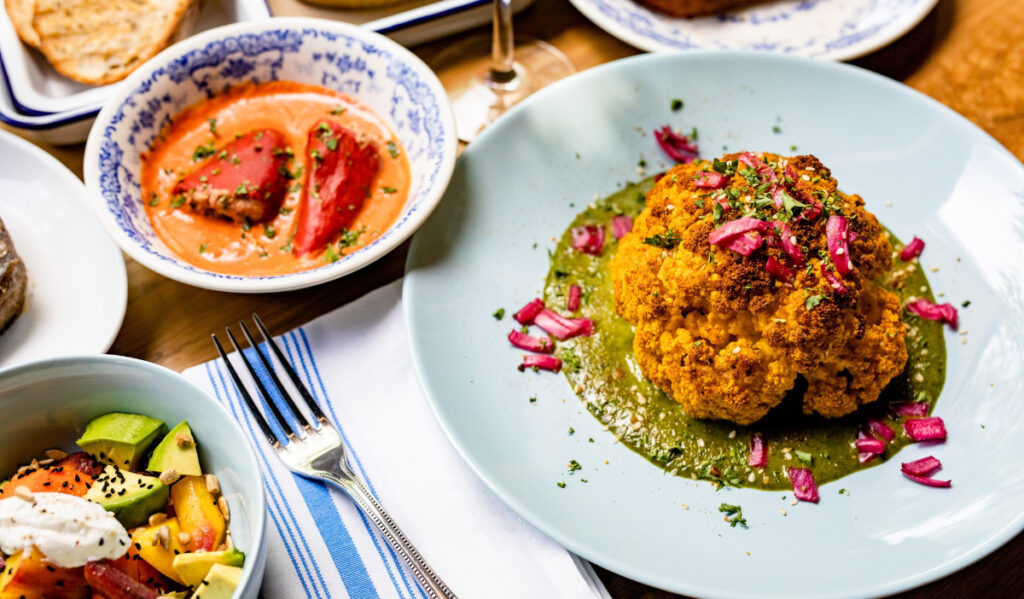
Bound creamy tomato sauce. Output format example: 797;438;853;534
141;81;411;276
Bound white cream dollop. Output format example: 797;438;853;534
0;492;130;567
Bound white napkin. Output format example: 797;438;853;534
183;280;611;599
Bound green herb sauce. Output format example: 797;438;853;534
544;179;946;490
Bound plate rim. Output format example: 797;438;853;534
403;50;1024;598
0;128;127;364
566;0;939;61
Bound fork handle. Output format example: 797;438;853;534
315;470;459;599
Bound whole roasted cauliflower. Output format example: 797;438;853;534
610;152;907;425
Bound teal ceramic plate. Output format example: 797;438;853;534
404;52;1024;598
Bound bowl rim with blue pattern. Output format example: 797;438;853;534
0;354;268;599
82;17;457;293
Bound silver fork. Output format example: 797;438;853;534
212;314;458;599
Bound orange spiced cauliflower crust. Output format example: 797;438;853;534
610;152;908;425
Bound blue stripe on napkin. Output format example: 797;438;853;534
207;359;383;599
286;330;429;599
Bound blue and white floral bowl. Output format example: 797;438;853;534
83;18;456;293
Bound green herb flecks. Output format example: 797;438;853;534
805;294;823;311
330;105;347;115
493;308;506;320
718;503;748;528
338;227;365;249
670;98;683;111
386;141;400;159
642;229;681;250
795;450;813;464
192;141;216;162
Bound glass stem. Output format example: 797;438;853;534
490;0;516;84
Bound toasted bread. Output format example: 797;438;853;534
32;0;196;85
4;0;39;47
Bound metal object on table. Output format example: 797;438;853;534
212;314;458;599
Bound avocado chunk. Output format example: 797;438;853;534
77;413;165;470
83;464;168;528
190;563;243;599
173;548;245;587
148;421;203;476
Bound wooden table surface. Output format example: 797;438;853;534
7;0;1024;596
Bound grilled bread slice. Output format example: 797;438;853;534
3;0;40;47
31;0;196;85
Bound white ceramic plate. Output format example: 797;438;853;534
404;51;1024;598
569;0;938;60
0;130;126;368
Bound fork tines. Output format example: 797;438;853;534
212;314;326;447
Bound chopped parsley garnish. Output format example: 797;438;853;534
805;294;823;311
199;242;207;254
795;450;813;464
642;229;681;249
148;192;159;207
279;207;293;215
381;186;397;194
234;183;250;196
772;125;782;134
263;225;277;239
386;141;400;158
779;189;808;217
712;202;724;223
170;195;185;209
324;245;340;263
556;482;566;488
670;98;683;111
962;300;971;308
330;105;347;115
718;503;747;528
711;158;736;175
192;141;216;161
493;308;505;320
208;118;217;135
568;459;582;473
255;131;264;140
529;396;537;403
325;137;338;151
568;427;575;435
338;227;365;249
310;149;324;161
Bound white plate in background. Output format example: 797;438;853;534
0;129;126;368
569;0;939;60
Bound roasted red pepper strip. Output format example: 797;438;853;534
84;561;160;599
173;128;290;224
293;120;380;256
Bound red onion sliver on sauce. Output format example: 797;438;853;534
709;217;768;245
890;402;930;417
571;225;606;256
855;437;885;454
904;417;947;442
533;308;594;341
653;126;699;164
826;215;853;276
902;471;951;488
507;330;554;354
901;456;942;476
519;354;562;372
787;467;820;503
693;171;727;188
867;418;896;442
858;452;878;464
610;215;634;240
899;236;926;261
513;298;545;325
748;433;767;468
567;284;582;312
906;298;959;330
766;256;795;284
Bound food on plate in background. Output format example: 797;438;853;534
0;412;245;598
3;0;199;85
0;217;26;334
142;81;410;277
636;0;769;18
